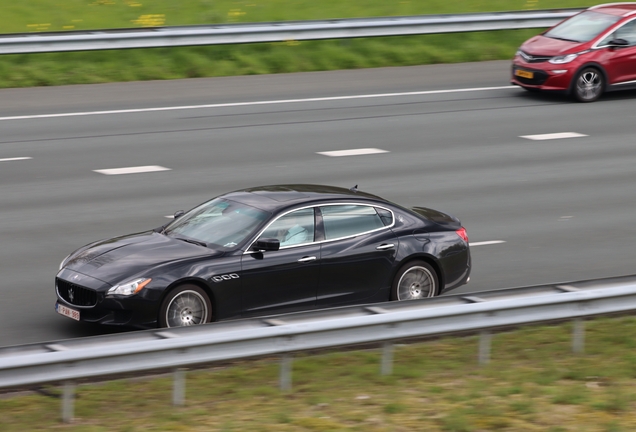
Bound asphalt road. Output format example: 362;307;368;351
1;60;635;346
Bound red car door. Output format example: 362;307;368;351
603;19;636;84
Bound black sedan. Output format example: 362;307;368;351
55;185;471;328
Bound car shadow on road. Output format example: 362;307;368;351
57;320;139;340
511;87;636;104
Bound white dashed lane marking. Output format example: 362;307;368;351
317;148;389;157
470;240;506;247
93;165;171;175
520;132;588;141
0;157;32;162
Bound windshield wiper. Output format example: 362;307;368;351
175;237;207;247
549;36;579;43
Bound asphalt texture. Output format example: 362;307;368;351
1;60;635;346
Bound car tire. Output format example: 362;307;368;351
391;260;438;301
573;67;604;102
158;284;213;328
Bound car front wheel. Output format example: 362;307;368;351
573;67;604;102
159;284;212;327
391;261;438;301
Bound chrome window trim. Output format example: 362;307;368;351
243;202;395;253
319;203;396;243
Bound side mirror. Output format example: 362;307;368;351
174;210;185;219
609;38;629;47
252;238;280;252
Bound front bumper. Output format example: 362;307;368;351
511;63;574;92
55;269;161;328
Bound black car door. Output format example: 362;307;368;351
240;207;320;316
317;204;398;307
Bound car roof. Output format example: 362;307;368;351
221;184;388;212
589;3;636;16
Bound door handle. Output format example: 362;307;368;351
298;256;317;263
376;244;395;250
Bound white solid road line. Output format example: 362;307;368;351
0;86;514;122
93;165;171;175
470;240;506;247
0;157;32;162
520;132;588;140
317;148;389;157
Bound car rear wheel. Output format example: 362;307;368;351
573;67;604;102
391;261;438;301
159;284;212;327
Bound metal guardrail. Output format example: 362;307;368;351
0;9;582;55
2;274;636;421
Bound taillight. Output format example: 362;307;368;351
456;227;468;243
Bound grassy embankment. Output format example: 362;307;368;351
1;0;598;88
2;316;636;430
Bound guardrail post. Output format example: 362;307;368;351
381;342;394;375
173;368;186;406
572;318;585;354
478;330;492;365
62;381;75;423
280;354;293;392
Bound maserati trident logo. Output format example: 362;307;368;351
68;288;75;303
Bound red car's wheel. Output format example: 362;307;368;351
573;67;604;102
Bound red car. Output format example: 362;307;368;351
512;3;636;102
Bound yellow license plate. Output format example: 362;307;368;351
515;69;534;79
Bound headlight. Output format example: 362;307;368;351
549;52;587;64
107;278;152;296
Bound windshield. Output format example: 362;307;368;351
164;198;269;249
545;11;620;43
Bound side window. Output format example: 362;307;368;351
615;20;636;45
321;205;385;240
259;208;315;247
376;207;394;226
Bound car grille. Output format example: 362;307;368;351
56;278;98;307
513;67;549;86
518;51;551;63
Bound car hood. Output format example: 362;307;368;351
521;35;581;56
64;231;219;284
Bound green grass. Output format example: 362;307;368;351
3;316;636;431
0;30;542;88
0;1;600;89
1;1;600;34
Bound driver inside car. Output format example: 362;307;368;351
261;209;313;247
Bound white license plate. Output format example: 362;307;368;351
56;304;80;321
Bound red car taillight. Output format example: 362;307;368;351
456;227;468;243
